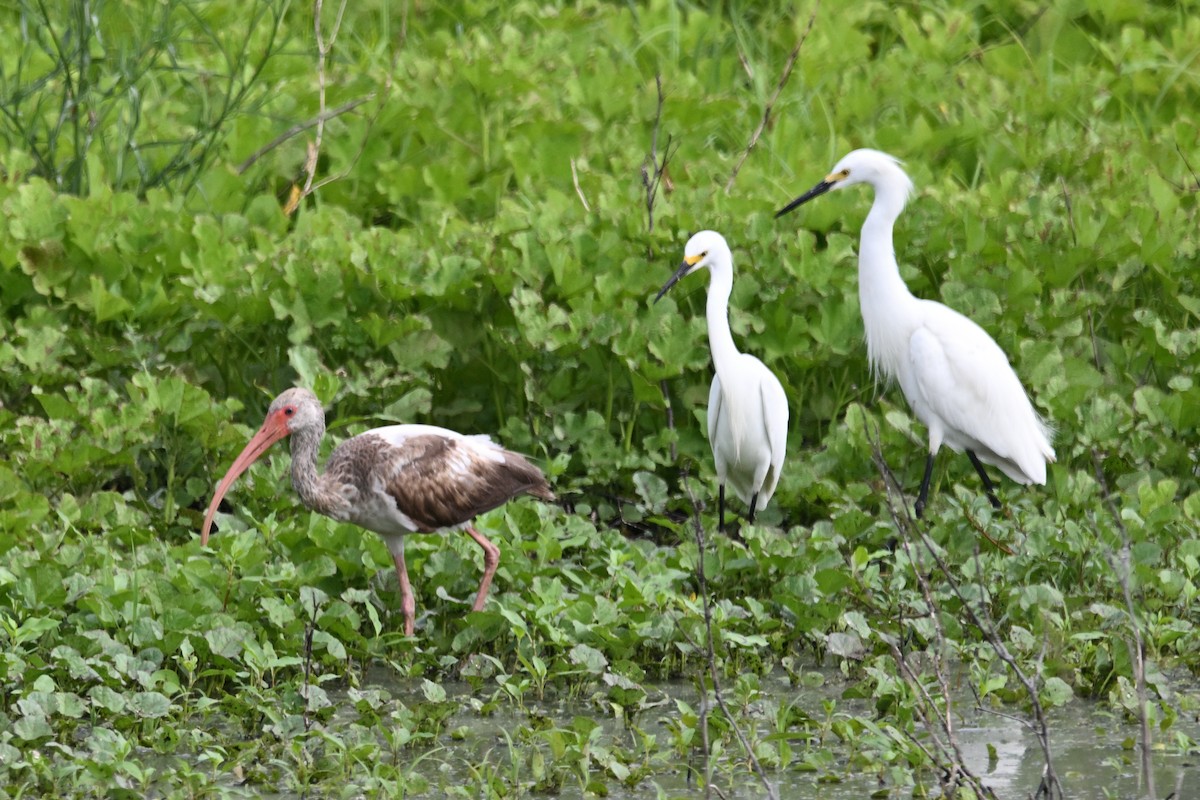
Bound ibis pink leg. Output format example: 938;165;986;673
465;525;501;612
391;546;416;636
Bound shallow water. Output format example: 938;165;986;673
347;664;1198;799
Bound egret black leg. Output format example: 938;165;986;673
747;492;759;524
967;450;1002;509
914;454;936;519
718;484;726;532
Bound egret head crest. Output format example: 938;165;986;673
775;149;913;218
653;230;730;303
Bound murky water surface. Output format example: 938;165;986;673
346;665;1198;799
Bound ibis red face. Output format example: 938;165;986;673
200;407;294;545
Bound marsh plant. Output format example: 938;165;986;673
2;0;1199;797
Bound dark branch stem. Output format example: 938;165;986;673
725;5;819;193
864;418;1058;799
641;74;677;259
235;95;373;175
1091;448;1155;800
682;479;779;800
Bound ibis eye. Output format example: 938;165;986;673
284;407;295;417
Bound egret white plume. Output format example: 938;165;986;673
655;231;789;530
777;150;1054;517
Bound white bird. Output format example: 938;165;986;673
201;387;554;635
775;149;1054;518
655;230;789;530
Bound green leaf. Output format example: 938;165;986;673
129;691;171;718
420;679;447;703
568;644;609;675
204;627;245;660
1042;677;1073;708
311;630;346;660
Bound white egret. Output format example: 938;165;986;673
775;149;1054;517
655;230;789;530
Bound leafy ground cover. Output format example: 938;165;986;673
1;0;1199;796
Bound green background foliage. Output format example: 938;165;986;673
1;0;1199;796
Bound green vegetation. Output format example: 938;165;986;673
2;0;1198;796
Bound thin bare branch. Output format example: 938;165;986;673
641;74;678;259
669;613;712;794
660;379;677;462
307;85;391;193
725;4;819;194
299;0;349;200
865;428;989;795
681;479;779;800
736;50;754;81
570;157;591;212
961;502;1015;554
1173;141;1199;192
862;417;1061;799
1087;309;1104;371
1092;448;1156;800
235;95;372;174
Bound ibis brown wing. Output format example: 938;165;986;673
336;433;552;532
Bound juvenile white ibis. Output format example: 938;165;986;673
776;149;1055;517
655;230;790;530
201;387;554;635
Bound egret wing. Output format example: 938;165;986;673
760;370;789;476
758;368;789;505
706;375;723;462
907;304;1033;464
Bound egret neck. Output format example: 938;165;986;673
858;170;915;381
704;254;746;456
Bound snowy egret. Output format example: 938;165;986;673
201;388;554;635
655;230;789;530
775;149;1054;517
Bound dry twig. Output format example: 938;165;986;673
680;478;779;800
864;426;996;798
301;0;348;197
1058;176;1077;247
640;74;678;258
570;157;591;212
1092;448;1156;800
265;0;392;214
1172;142;1200;193
235;95;373;175
643;74;680;454
864;419;1064;798
724;5;819;194
660;379;677;461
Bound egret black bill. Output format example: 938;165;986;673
774;178;835;219
654;255;701;304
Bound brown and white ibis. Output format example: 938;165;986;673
201;387;554;635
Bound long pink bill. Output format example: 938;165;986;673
201;412;291;545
